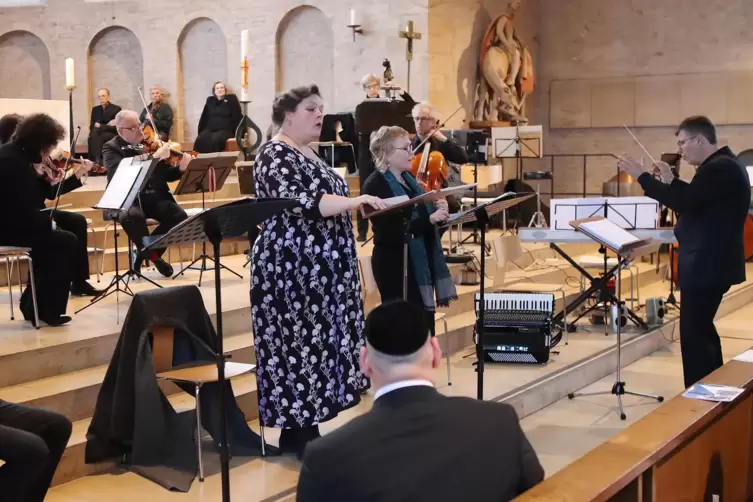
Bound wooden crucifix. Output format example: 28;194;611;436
398;20;422;94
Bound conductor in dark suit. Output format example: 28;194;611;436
618;115;750;388
296;300;544;502
87;88;121;164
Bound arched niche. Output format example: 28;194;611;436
88;26;144;115
177;17;228;142
275;6;334;109
0;30;51;99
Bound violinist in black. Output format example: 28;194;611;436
102;110;189;277
193;81;242;153
0;114;80;326
1;114;102;299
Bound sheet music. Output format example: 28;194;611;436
577;218;642;251
96;157;143;210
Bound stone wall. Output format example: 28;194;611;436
536;0;753;196
0;0;431;144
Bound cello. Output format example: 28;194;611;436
410;105;463;191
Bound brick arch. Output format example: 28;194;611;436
87;26;145;118
275;5;334;109
0;30;51;99
177;17;228;142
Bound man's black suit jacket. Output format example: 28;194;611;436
638;146;750;289
89;103;122;137
297;385;544;502
101;136;182;201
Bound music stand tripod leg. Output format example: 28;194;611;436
567;254;663;420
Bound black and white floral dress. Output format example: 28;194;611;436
250;140;367;429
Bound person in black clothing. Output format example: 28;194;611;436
1;114;102;298
0;114;80;326
102;110;190;277
356;74;418;242
297;301;544;502
139;86;173;141
411;101;468;216
0;399;72;502
87;88;122;164
0;113;22;144
618;115;750;388
193;81;243;153
362;126;457;337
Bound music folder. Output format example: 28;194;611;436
361;183;476;219
570;216;659;259
94;156;157;211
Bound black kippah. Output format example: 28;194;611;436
364;300;430;356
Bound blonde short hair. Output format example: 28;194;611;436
370;125;409;173
360;74;381;91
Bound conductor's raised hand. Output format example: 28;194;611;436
616;154;648;180
355;194;387;211
652;160;675;184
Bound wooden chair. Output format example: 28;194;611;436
357;256;452;385
0;246;39;328
150;325;257;482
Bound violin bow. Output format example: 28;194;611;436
137;86;164;148
51;125;82;220
411;104;464;155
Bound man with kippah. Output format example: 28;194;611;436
296;300;544;502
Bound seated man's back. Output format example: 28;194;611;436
297;301;544;502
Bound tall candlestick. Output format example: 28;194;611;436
65;58;75;89
240;30;249;102
349;9;356;26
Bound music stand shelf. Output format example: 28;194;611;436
438;191;535;401
143;196;296;502
567;216;664;420
171;152;241;286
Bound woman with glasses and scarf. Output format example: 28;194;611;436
361;125;457;336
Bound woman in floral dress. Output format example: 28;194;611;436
251;85;386;458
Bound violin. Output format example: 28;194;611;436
140;123;189;167
49;151;104;175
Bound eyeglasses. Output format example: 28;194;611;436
414;116;435;122
394;145;412;153
677;135;698;148
120;124;142;132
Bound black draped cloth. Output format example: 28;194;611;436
85;286;275;492
193;94;242;153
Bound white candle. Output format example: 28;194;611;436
65;58;75;89
240;30;249;101
349;8;356;25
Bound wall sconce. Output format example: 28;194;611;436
347;9;363;42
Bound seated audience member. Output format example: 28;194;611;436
193;81;242;153
87;88;121;164
139;86;173;141
0;400;72;502
296;300;544;502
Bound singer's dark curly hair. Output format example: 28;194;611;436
271;85;321;127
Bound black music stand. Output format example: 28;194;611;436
143;196;296;502
548;199;651;331
363;184;474;299
660;152;681;310
172;153;241;286
567;217;664;419
439;192;535;400
76;156;161;319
